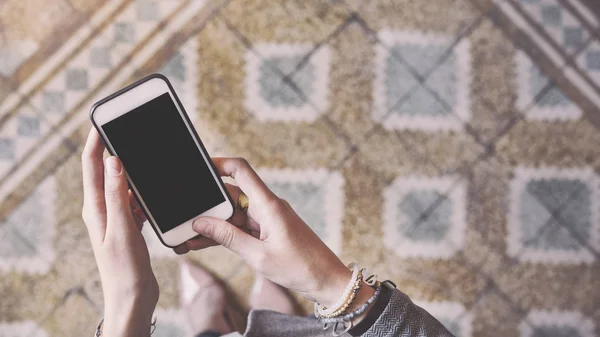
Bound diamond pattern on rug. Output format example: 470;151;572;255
374;30;471;131
515;51;582;120
517;0;590;54
245;43;330;122
2;0;600;333
258;169;343;254
0;177;56;273
414;301;473;337
0;321;48;337
508;167;600;264
519;310;596;337
383;176;466;259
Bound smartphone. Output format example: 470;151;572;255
90;74;234;248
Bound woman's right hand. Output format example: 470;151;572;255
173;157;351;308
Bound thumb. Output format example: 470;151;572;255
104;156;136;238
192;217;259;257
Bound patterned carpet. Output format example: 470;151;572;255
1;0;600;336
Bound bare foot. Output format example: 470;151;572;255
249;275;297;315
179;260;232;336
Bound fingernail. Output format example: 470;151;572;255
192;218;211;235
105;156;122;176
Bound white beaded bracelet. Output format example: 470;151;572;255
315;262;359;317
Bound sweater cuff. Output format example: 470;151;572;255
348;281;395;336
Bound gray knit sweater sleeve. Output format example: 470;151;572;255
229;287;453;337
362;289;454;337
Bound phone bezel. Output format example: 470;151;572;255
90;73;234;248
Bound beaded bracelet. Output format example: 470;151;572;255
320;282;382;324
319;271;363;318
315;263;359;317
321;282;382;337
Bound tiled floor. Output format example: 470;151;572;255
1;0;600;336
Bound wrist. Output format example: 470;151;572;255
311;265;352;308
103;296;155;337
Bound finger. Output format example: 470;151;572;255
173;244;189;255
81;128;107;242
192;216;260;257
186;236;219;250
132;209;145;231
129;191;147;223
104;156;136;239
224;183;248;227
212;157;276;205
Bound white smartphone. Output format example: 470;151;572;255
90;74;234;247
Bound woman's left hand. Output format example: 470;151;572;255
82;128;158;337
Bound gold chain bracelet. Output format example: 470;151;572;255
319;271;364;319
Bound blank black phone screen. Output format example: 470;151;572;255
102;92;225;233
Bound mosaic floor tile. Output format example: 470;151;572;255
462;156;600;320
68;0;106;12
496;0;600;113
39;293;99;337
0;104;52;177
0;321;47;337
339;155;486;309
220;0;352;44
0;77;13;104
519;310;596;337
0;176;55;273
507;167;599;264
196;18;350;168
0;0;78;43
516;51;582;120
494;263;600;315
24;0;182;125
326;22;379;143
258;168;344;254
374;30;472;131
53;149;102;282
461;156;515;275
356;0;480;35
516;0;592;56
466;18;520;144
470;290;524;337
245;43;330;122
1;0;600;334
0;272;56;322
413;301;473;337
383;176;467;259
355;127;485;180
0;39;39;77
576;39;600;88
